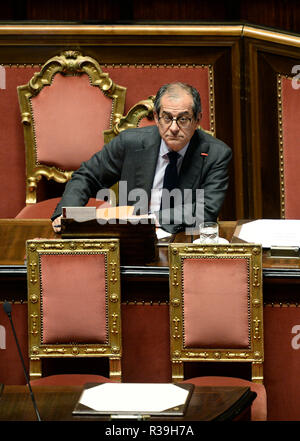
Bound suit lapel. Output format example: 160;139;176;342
134;127;161;197
179;130;208;190
133;127;208;196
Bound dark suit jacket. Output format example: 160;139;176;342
52;126;232;233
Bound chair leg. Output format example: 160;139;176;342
251;362;264;384
109;357;122;382
171;361;184;382
29;358;42;382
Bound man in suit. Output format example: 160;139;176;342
51;82;232;233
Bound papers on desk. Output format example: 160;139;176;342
73;383;193;416
156;228;172;240
237;219;300;248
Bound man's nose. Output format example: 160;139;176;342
169;119;179;131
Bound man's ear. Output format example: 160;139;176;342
153;111;159;125
197;112;202;124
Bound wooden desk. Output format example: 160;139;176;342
0;384;254;421
1;219;300;420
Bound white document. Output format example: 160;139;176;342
78;383;189;413
156;228;172;240
238;219;300;248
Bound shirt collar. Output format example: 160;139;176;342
160;139;189;159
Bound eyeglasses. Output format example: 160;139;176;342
158;113;193;129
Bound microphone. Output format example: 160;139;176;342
3;301;42;421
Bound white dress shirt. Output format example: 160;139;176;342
149;139;189;214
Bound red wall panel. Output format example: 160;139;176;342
0;67;39;218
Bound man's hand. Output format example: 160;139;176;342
52;215;62;233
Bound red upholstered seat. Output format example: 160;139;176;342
15;197;105;219
181;376;267;421
168;243;267;421
30;374;114;386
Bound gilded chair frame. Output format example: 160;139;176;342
168;243;264;384
18;50;126;205
104;96;156;143
26;238;122;382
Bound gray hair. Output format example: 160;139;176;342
154;82;202;119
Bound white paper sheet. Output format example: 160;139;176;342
79;383;189;413
237;219;300;248
156;228;172;240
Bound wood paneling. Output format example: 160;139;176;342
244;38;300;218
1;1;298;33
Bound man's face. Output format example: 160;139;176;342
154;91;201;151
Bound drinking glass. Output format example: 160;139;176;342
199;222;219;244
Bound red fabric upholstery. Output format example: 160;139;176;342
183;258;250;348
40;253;107;344
105;65;211;131
30;374;114;386
181;376;267;421
121;303;172;383
32;73;112;170
15;197;105;219
281;77;300;218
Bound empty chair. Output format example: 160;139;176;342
26;238;122;385
168;242;267;420
16;50;126;218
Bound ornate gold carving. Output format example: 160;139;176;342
173;350;181;359
168;243;264;383
111;312;119;335
110;293;119;303
186;351;209;358
104;96;155;142
41;242;64;250
43;348;66;354
109;243;116;251
82;242;103;250
26;238;122;382
72;347;79;356
30;312;38;335
110;261;118;284
30;294;38;304
29;262;37;283
18;50;126;205
253;317;261;340
171;265;179;286
85;348;107;354
31;346;39;355
172;317;181;339
21;112;31;125
252;299;261;307
171;298;180;307
253;265;261;287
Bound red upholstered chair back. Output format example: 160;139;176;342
104;64;214;142
26;238;122;382
168;243;264;384
17;50;126;206
277;75;300;218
